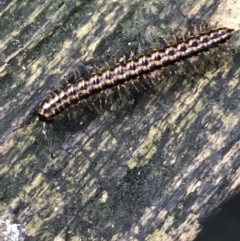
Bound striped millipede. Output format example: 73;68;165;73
37;27;235;122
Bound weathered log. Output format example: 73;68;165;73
0;0;240;240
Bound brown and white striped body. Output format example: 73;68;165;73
38;27;235;122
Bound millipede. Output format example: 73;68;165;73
37;27;235;122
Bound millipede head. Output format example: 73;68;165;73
37;107;53;123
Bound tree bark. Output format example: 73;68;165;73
0;0;240;240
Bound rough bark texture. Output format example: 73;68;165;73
0;0;240;240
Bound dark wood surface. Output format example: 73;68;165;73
0;0;240;240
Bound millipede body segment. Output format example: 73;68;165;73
38;27;235;122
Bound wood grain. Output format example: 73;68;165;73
0;0;240;240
